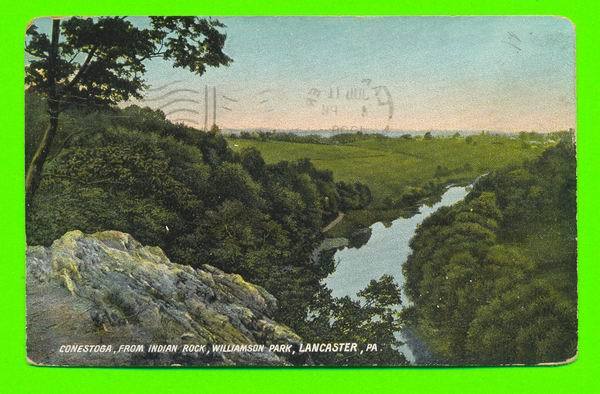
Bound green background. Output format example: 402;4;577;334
3;0;598;392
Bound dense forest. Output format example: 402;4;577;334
26;93;405;365
403;140;577;364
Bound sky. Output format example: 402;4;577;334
30;16;576;132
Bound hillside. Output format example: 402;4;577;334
26;95;405;365
403;140;577;364
227;132;552;237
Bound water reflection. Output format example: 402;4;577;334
322;185;471;363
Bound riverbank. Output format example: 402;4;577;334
320;185;473;363
227;133;547;241
323;178;474;240
401;141;577;364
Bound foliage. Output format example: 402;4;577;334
226;131;551;237
26;98;381;363
403;140;577;364
26;87;575;364
26;17;231;108
297;276;408;365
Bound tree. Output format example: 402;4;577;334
299;275;408;365
25;16;232;211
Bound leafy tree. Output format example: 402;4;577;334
299;275;408;365
240;147;267;181
25;16;232;211
466;280;576;364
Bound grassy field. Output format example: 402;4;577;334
227;133;551;236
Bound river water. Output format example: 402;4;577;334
322;185;471;363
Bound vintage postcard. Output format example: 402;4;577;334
25;16;576;367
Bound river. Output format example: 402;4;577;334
322;184;471;363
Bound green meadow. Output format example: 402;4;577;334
227;133;552;236
227;134;547;203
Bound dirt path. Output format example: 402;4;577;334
321;212;345;233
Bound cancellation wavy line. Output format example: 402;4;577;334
221;95;238;103
146;80;184;92
157;98;200;110
165;108;200;116
145;88;201;102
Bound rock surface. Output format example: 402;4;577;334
26;230;301;366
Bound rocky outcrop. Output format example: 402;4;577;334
26;230;301;366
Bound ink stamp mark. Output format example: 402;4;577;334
304;78;395;131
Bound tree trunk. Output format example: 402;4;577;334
25;19;61;215
25;111;59;211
